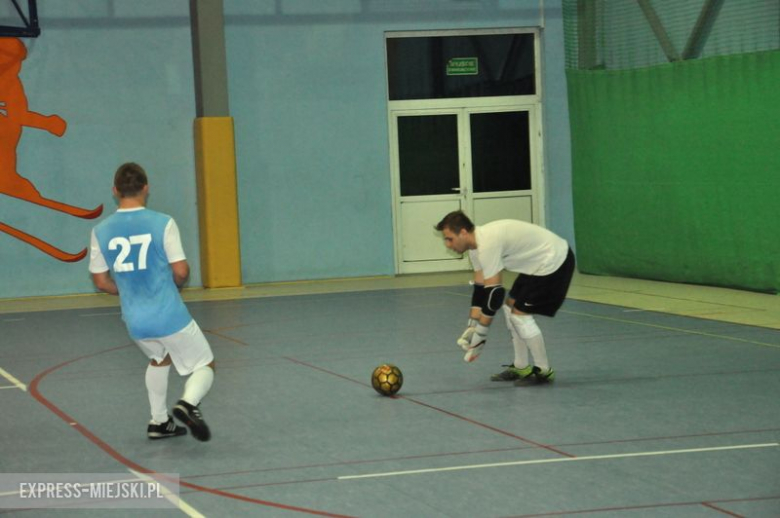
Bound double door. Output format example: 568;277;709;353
390;105;542;273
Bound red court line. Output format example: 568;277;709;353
185;477;336;492
184;444;537;480
556;427;780;448
505;495;780;517
202;328;249;346
402;396;575;457
283;356;575;458
26;344;355;518
701;502;744;517
181;425;780;481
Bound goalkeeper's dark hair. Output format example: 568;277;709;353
114;162;148;198
435;210;475;234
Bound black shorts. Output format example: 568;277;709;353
508;248;576;317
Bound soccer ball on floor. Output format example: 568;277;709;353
371;364;403;396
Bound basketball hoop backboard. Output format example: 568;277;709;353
0;0;39;38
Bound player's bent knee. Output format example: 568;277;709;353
510;314;541;339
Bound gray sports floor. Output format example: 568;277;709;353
1;275;778;517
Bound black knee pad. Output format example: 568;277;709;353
481;285;506;317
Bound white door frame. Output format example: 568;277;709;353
386;28;545;274
388;107;469;274
389;101;544;274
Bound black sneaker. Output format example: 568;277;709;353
147;416;187;440
173;400;211;442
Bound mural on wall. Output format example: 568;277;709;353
0;37;102;262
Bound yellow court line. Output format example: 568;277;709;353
561;309;780;350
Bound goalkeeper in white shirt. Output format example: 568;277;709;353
436;210;576;385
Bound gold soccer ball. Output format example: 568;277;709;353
371;364;403;396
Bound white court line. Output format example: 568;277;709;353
338;443;779;480
0;367;26;391
80;312;121;317
129;470;204;518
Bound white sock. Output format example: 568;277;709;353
509;313;550;371
145;364;170;424
525;334;550;371
512;336;531;369
182;366;214;406
503;306;529;368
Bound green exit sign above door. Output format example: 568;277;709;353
446;57;478;76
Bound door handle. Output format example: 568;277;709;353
451;187;468;195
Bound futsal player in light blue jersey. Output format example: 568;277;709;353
89;162;214;441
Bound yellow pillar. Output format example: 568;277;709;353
193;116;242;288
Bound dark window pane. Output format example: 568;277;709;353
387;33;535;100
398;115;459;196
470;111;531;193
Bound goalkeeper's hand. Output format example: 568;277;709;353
456;318;478;351
463;324;489;363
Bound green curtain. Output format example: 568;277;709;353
568;50;780;293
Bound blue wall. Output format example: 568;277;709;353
0;1;199;298
539;4;575;244
225;0;574;284
0;0;573;298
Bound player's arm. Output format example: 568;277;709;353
462;271;504;362
458;270;502;351
88;230;117;295
457;270;484;349
469;270;485;327
163;218;188;289
171;260;189;288
91;272;118;295
468;270;485;321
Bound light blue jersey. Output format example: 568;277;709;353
92;209;192;339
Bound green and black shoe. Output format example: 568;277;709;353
490;364;535;382
513;366;556;386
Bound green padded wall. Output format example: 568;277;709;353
568;50;780;293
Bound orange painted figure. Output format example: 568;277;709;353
0;37;102;261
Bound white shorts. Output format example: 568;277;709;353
134;320;214;376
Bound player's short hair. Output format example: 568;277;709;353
114;162;148;198
435;210;475;234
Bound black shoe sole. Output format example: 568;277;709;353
173;407;211;442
